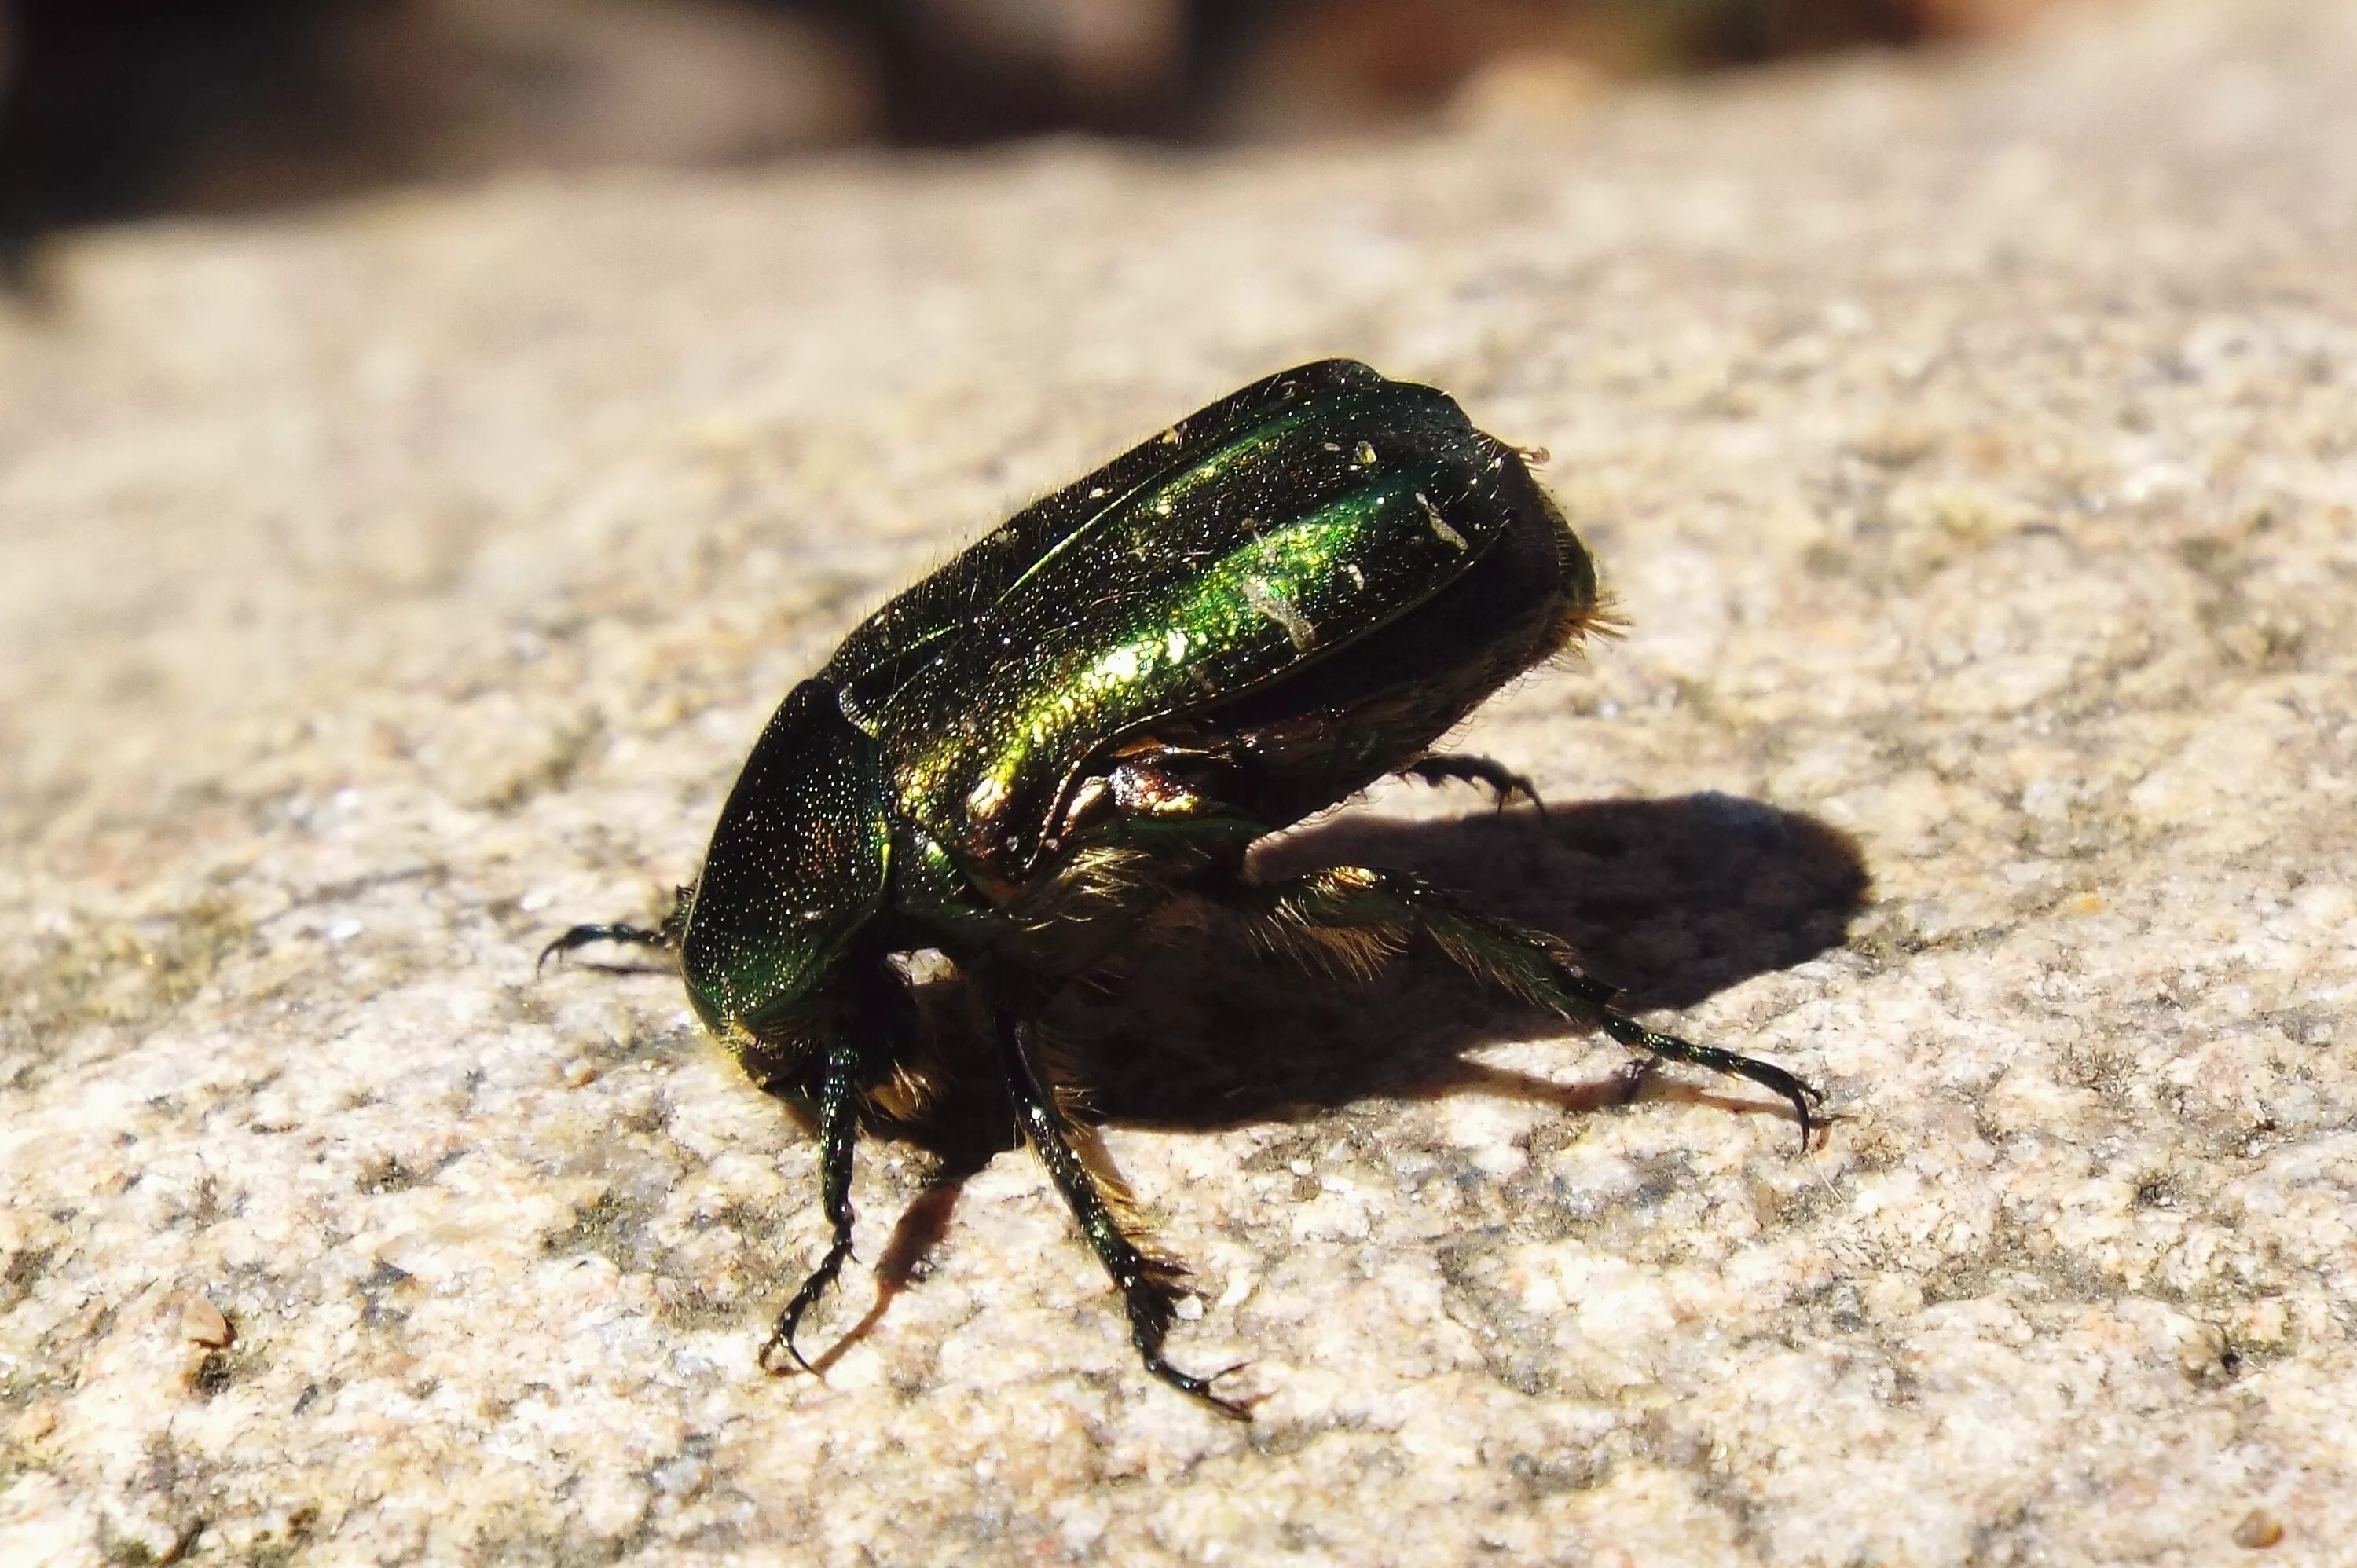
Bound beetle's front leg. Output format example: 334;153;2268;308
537;883;693;972
1204;866;1823;1152
536;921;673;971
993;1009;1252;1420
761;1028;865;1376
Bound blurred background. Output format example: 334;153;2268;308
0;0;2102;255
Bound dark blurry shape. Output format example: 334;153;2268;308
0;0;2107;251
1216;0;1942;137
0;0;873;248
2;1;360;236
1218;0;1621;138
396;1;874;170
823;0;1201;140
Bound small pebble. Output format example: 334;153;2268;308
563;1060;599;1088
2232;1509;2284;1549
182;1296;233;1348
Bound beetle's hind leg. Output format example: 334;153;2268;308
995;1010;1252;1419
1402;754;1545;815
761;1030;865;1376
1211;866;1821;1152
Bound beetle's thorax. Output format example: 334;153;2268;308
677;682;892;1044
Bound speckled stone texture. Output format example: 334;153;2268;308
5;2;2355;1563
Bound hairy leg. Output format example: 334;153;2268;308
1208;866;1821;1152
995;1009;1250;1418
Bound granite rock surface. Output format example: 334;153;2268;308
5;1;2356;1563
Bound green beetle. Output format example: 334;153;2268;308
544;359;1820;1416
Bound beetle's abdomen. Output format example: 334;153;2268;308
1195;453;1599;827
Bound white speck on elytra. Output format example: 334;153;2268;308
1419;492;1468;551
1242;580;1314;650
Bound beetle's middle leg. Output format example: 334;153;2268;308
761;1029;866;1376
1200;866;1821;1152
994;1009;1252;1420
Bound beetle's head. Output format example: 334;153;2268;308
675;682;891;1057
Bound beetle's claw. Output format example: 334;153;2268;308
1746;1061;1822;1157
1583;1002;1824;1160
1791;1079;1831;1156
1142;1348;1259;1421
1196;1362;1262;1422
776;1306;817;1375
764;1232;855;1380
760;1313;819;1379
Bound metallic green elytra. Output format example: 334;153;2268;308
543;359;1821;1417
